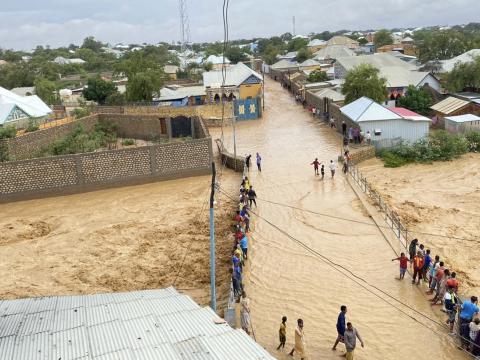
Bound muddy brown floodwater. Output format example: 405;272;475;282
212;78;468;359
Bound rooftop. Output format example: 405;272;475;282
0;287;274;360
203;62;262;88
270;59;299;70
327;35;359;47
437;49;480;73
157;85;206;101
445;114;480;123
0;87;52;124
313;45;356;60
335;52;418;71
431;96;470;115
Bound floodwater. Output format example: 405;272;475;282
212;78;468;359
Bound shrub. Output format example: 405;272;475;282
122;138;135;146
465;131;480;151
71;107;91;119
25;119;39;133
0;125;17;139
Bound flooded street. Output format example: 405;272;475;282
214;78;467;359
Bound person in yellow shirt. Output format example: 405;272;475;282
277;316;287;350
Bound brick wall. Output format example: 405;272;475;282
0;138;212;202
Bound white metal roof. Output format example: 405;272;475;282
308;39;326;47
336;52;418;71
202;62;262;88
0;287;275;360
157;86;206;101
313;45;356;60
340;97;401;122
270;59;299;70
299;59;320;67
314;88;345;102
445;114;480;123
0;86;52;124
438;49;480;73
204;55;230;65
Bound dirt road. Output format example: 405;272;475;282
213;78;467;359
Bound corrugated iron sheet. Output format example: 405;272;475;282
132;343;183;360
174;337;215;360
51;326;89;360
120;315;167;349
18;310;55;336
0;313;24;337
87;320;131;357
13;332;52;360
51;307;86;332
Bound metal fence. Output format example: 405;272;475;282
349;164;409;251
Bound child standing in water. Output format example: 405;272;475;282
277;316;287;350
321;164;325;180
392;252;409;280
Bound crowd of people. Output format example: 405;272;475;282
391;238;480;355
230;155;262;335
310;158;339;179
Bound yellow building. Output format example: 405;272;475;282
202;62;263;103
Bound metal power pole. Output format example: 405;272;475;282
262;72;265;111
179;0;191;53
209;162;217;312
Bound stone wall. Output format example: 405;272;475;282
122;103;233;120
0;138;212;202
98;114;168;140
349;146;376;164
214;139;244;173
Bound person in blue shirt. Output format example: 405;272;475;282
332;305;347;351
459;296;479;346
240;235;248;260
422;249;432;282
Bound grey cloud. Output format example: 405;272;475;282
0;0;478;50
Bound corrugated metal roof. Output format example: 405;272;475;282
203;62;262;88
431;96;470;114
445;114;480;123
341;97;400;122
0;288;275;360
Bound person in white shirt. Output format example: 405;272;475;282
366;131;372;145
329;160;336;178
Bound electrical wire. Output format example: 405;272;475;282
216;186;478;356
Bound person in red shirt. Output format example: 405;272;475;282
412;251;424;285
392;252;409;280
310;158;320;176
446;271;459;292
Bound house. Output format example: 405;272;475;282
340;97;430;147
0;287;275;360
314;88;345;103
204;55;230;70
203;62;263;103
299;59;321;71
53;56;86;65
327;36;359;49
307;39;327;53
431;96;480;128
376;43;418;57
164;65;180;80
313;45;356;62
155;85;206;106
401;36;414;45
0;86;52;128
269;59;299;81
436;49;480;73
444;114;480;133
277;51;298;61
334;53;441;98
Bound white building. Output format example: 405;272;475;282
340;96;430;147
444;114;480;133
53;56;86;65
0;87;52;128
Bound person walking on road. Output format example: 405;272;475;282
277;316;287;350
245;154;252;171
320;164;325;180
392;252;409;280
240;291;251;335
408;238;419;261
311;158;320;176
289;319;306;359
248;186;257;207
342;120;347;136
344;322;364;360
256;152;262;172
329;160;336;178
332;305;347;351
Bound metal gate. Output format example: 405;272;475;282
171;116;192;138
234;98;260;120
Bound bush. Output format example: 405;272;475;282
0;125;17;139
122;138;135;146
379;131;469;167
71;107;91;119
465;131;480;152
25;119;39;133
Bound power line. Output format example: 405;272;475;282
216;187;477;356
256;196;479;244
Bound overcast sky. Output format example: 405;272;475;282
0;0;478;50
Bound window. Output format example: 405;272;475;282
374;129;382;136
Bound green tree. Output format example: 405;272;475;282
342;64;387;104
280;32;293;42
81;36;103;52
358;37;368;45
307;69;329;83
126;69;163;102
203;62;214;71
397;85;433;115
105;92;126;105
34;77;59;105
224;46;248;63
447;56;480;92
83;76;118;105
296;47;310;63
374;29;393;49
415;30;469;63
287;38;308;52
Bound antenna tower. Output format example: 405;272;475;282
179;0;191;52
293;16;296;36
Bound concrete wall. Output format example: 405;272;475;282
239;83;262;99
215;139;244;173
349;146;376;164
0;137;212;202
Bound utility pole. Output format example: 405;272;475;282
209;162;217;312
232;107;237;171
262;72;265;111
293;16;296;37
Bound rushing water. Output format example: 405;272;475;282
212;78;468;359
